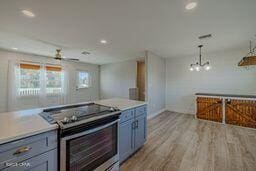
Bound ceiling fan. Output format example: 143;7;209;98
54;49;79;61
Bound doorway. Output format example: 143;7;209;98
137;61;145;101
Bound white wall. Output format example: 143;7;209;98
0;50;100;112
165;50;256;114
100;60;137;99
146;51;166;117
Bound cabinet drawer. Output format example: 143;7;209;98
0;130;57;170
3;149;57;171
120;109;134;123
135;105;147;117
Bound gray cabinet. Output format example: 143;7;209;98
2;149;57;171
0;131;57;171
134;114;146;151
119;105;147;163
119;119;134;163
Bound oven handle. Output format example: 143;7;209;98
61;119;119;141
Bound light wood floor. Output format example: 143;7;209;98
120;111;256;171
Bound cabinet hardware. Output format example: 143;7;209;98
13;146;31;155
226;99;231;104
132;121;135;129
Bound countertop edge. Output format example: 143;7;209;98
0;124;58;145
94;99;147;111
119;103;147;111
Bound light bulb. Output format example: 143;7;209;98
204;62;211;71
205;65;211;70
195;66;200;71
190;64;194;71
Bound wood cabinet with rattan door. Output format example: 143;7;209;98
225;99;256;128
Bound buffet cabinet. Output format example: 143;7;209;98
196;94;256;129
119;105;147;163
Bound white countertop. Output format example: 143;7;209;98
0;108;58;145
0;98;146;145
95;98;146;110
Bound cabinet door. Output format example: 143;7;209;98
196;97;223;122
134;114;146;150
225;99;256;128
119;119;134;163
3;149;57;171
0;131;57;170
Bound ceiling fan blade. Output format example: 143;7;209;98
66;58;80;61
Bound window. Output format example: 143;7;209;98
77;71;91;89
18;63;63;96
19;63;41;96
46;66;62;94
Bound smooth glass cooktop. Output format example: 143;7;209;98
43;103;113;121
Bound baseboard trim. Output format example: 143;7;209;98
165;108;195;115
147;108;167;120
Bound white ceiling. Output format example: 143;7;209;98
0;0;255;64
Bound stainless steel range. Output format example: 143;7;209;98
40;103;121;171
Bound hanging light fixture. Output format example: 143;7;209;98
190;45;210;71
238;40;256;67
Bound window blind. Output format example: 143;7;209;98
46;66;62;72
20;63;40;70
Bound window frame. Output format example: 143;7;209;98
45;65;63;96
17;63;63;97
76;70;92;90
18;63;41;97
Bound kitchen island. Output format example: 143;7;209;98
0;98;146;145
0;98;147;170
196;93;256;129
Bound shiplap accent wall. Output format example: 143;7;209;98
0;50;100;113
100;60;137;99
165;49;256;114
146;51;166;117
0;56;8;113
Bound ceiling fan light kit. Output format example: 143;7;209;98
54;49;62;60
190;45;211;72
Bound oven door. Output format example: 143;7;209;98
60;119;119;171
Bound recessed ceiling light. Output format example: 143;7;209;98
21;10;35;18
12;47;18;50
100;39;107;44
185;2;197;10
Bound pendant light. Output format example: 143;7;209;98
238;40;256;67
190;45;210;71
